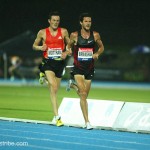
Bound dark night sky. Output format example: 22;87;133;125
0;0;150;46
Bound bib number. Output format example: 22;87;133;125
48;48;62;60
78;48;93;61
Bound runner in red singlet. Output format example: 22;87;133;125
33;11;70;127
66;13;104;129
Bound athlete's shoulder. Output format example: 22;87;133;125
93;31;100;35
71;31;78;37
92;31;102;42
60;27;69;35
60;27;68;32
93;31;101;38
38;28;46;36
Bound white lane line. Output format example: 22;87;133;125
27;145;68;150
1;128;150;148
0;133;135;150
0;122;149;142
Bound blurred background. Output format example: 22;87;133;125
0;0;150;82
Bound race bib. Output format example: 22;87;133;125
47;48;62;60
78;48;93;61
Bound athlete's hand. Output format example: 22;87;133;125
40;44;47;51
92;53;99;60
61;52;68;60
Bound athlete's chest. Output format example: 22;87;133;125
77;35;95;47
45;28;63;43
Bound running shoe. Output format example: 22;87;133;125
86;122;93;130
66;79;78;92
66;79;73;91
39;72;48;85
39;72;45;84
55;117;64;127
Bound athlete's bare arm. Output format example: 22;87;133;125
93;31;104;60
61;28;70;45
33;29;47;51
61;28;71;59
66;32;78;55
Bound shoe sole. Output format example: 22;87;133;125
57;124;64;127
86;127;93;130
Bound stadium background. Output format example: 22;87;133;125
0;2;150;149
0;0;150;82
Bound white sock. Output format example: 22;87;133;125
55;116;60;120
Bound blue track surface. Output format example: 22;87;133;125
0;120;150;150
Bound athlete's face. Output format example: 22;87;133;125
48;16;60;30
80;17;92;31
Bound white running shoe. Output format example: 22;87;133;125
86;122;93;130
66;79;78;92
66;79;73;91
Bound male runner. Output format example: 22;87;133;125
33;11;70;126
66;13;104;129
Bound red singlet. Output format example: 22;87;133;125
43;27;65;59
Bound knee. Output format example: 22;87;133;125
79;90;87;99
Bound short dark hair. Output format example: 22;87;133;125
79;13;92;22
49;11;60;20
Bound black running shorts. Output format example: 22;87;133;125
39;58;65;78
71;66;95;80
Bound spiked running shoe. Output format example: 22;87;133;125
39;72;45;84
39;72;48;85
66;79;73;91
56;118;64;127
66;79;78;92
86;122;93;130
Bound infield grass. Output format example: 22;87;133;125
0;85;149;121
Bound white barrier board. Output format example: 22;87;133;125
113;102;150;132
58;97;124;128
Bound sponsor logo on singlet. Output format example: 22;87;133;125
58;36;62;39
87;40;93;43
78;48;93;61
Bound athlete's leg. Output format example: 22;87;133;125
66;68;79;92
74;75;89;123
45;71;61;117
85;79;92;97
38;61;48;85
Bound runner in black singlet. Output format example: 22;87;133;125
66;13;104;129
